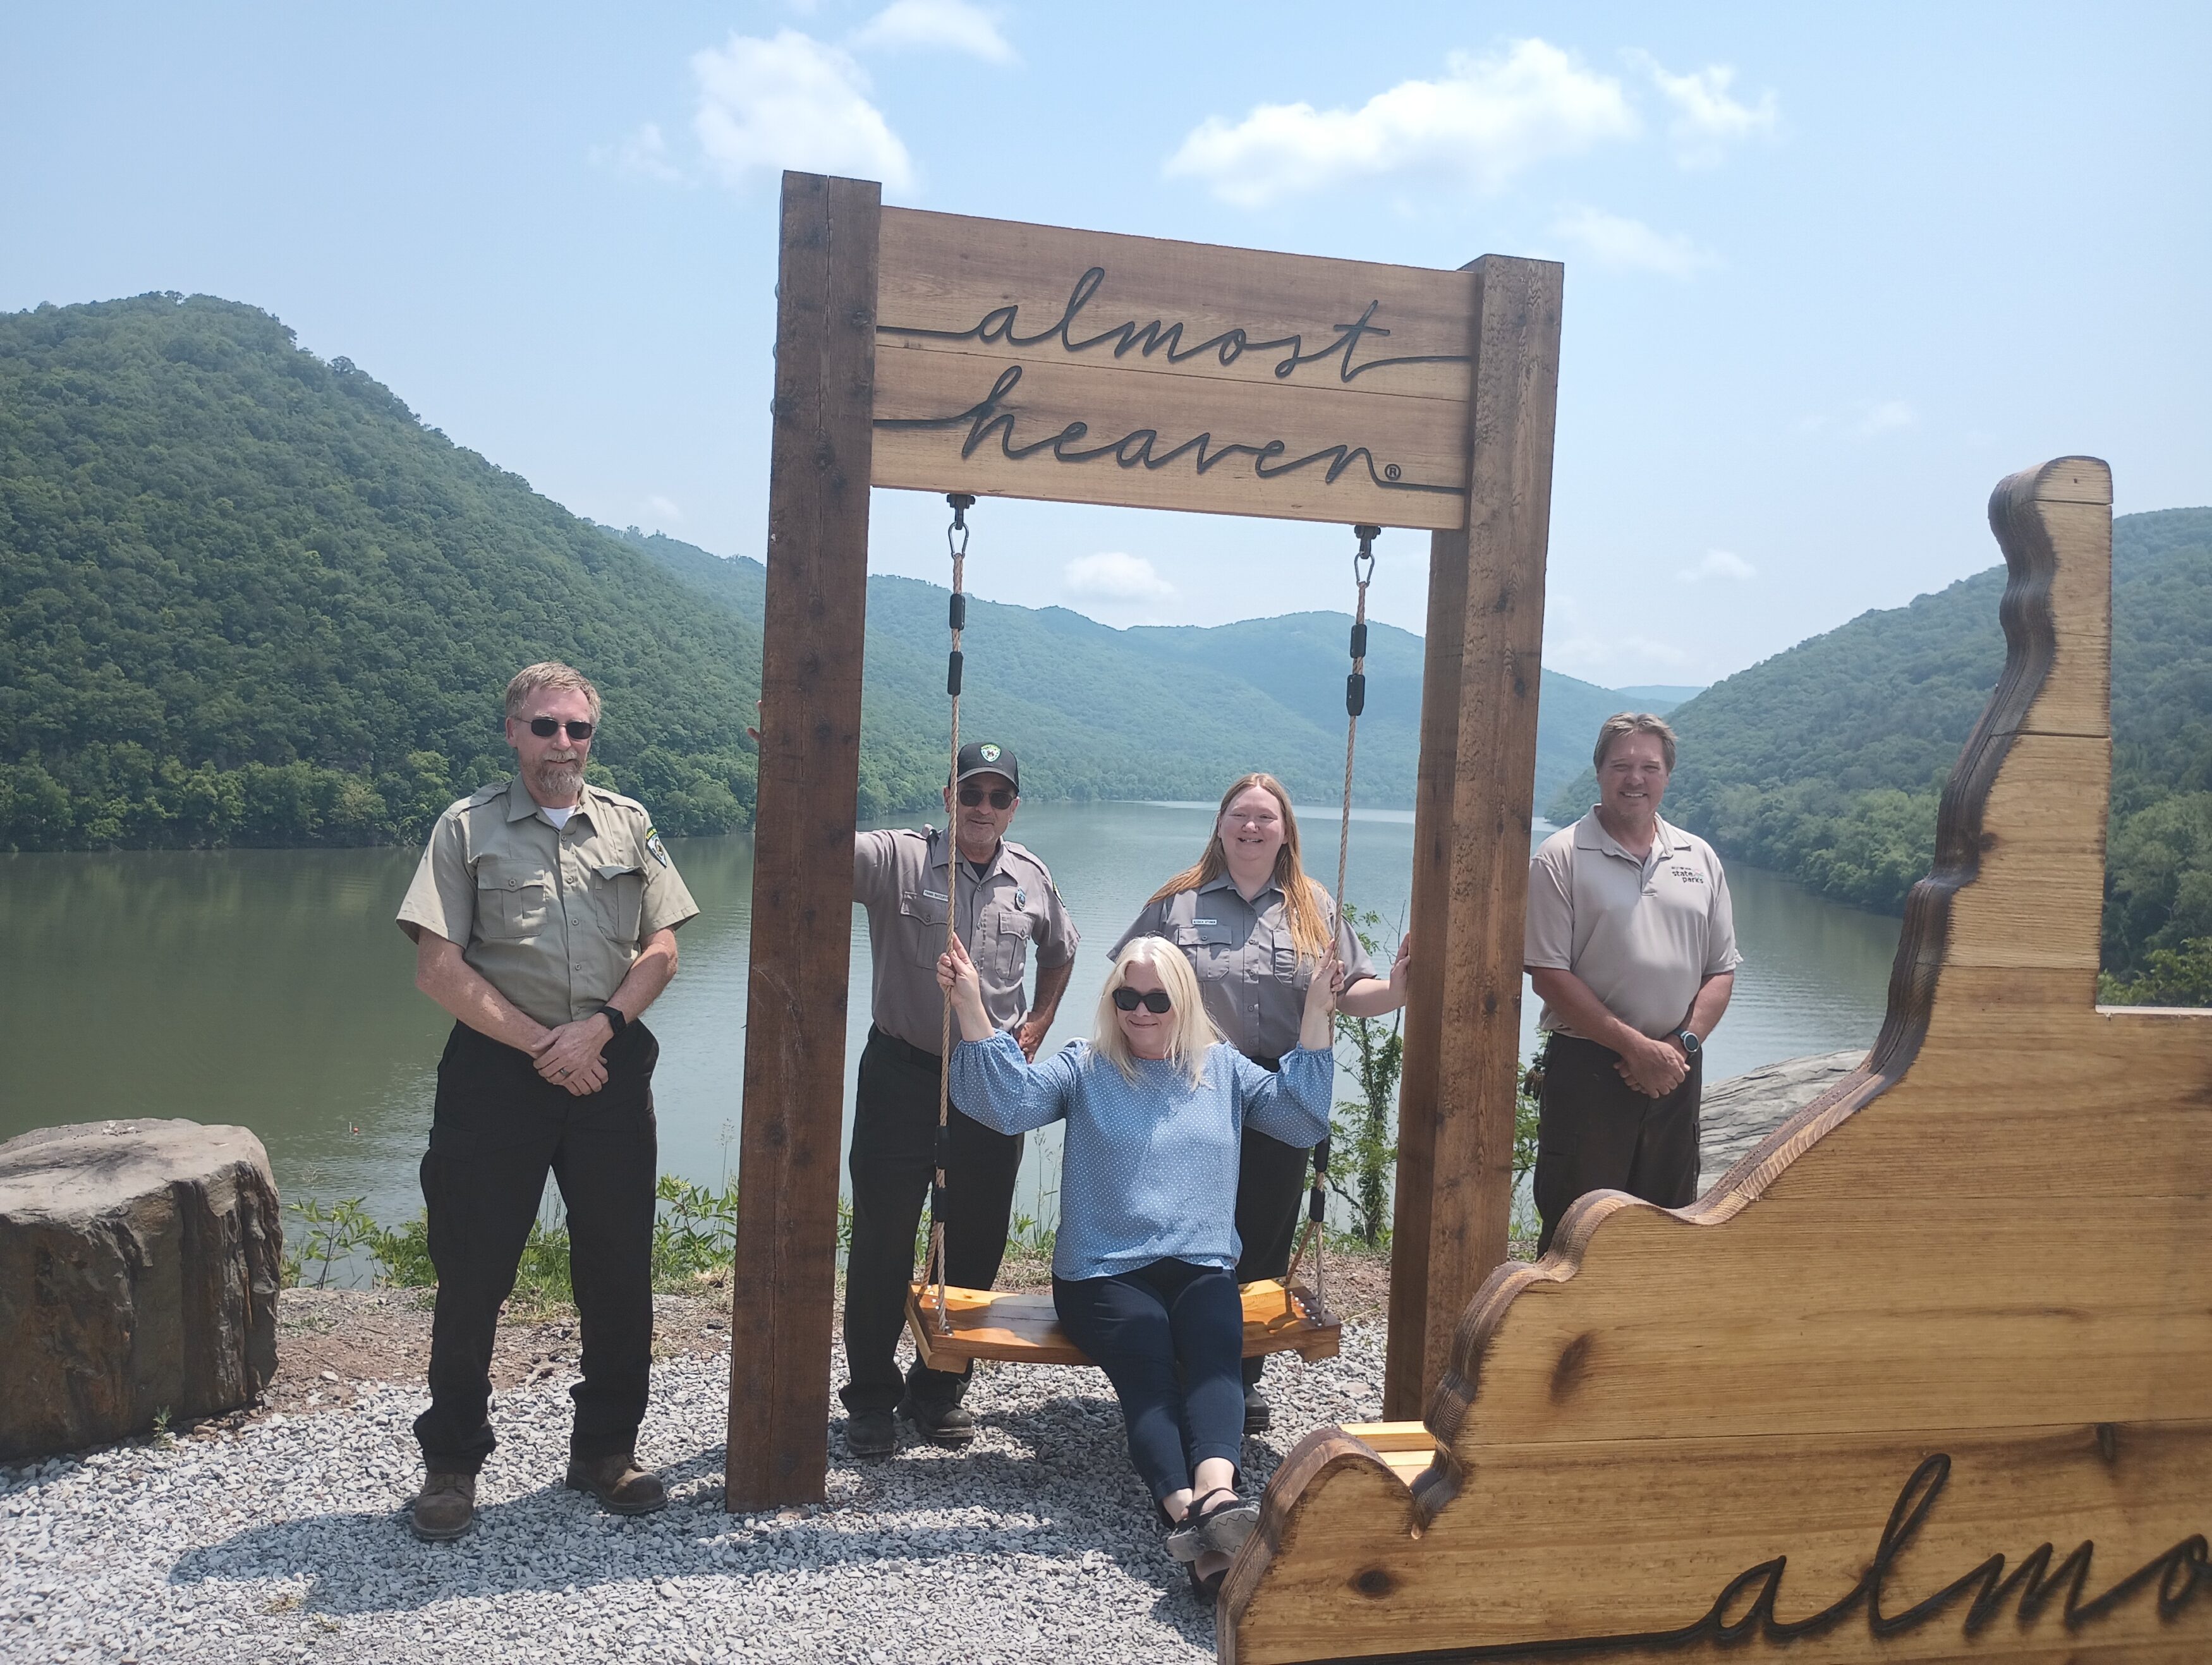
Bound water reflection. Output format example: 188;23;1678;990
0;806;1900;1228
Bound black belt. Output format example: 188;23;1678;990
1248;1053;1282;1073
870;1024;943;1069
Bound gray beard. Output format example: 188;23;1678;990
534;760;584;800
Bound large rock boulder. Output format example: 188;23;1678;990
0;1119;281;1461
1698;1050;1866;1196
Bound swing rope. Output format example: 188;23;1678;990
1285;524;1380;1319
927;492;975;1333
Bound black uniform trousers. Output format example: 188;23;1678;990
1230;1052;1307;1392
414;1019;659;1474
1532;1032;1703;1256
841;1025;1024;1415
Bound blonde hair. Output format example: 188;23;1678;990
505;662;602;723
1593;712;1676;772
1147;773;1332;959
1091;937;1217;1087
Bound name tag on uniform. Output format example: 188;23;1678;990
923;888;949;902
1194;917;1218;927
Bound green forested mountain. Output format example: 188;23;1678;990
1;294;765;845
0;293;1650;852
607;519;1645;815
1547;507;2212;996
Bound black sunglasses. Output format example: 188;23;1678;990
1112;987;1174;1014
957;785;1016;809
528;718;595;740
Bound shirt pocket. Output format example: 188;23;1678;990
1173;920;1235;981
985;908;1030;983
476;859;552;941
592;863;645;943
898;890;951;966
1272;942;1307;986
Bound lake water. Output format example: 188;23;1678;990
0;801;1900;1229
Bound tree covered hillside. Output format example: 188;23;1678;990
1;294;764;847
1548;507;2212;999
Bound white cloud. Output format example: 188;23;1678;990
1854;399;1917;437
1631;51;1778;167
691;30;915;193
852;0;1014;64
1064;552;1175;603
1164;39;1639;209
591;122;683;183
1679;548;1756;583
645;495;685;524
1550;205;1718;279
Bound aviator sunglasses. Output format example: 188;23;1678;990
957;784;1016;809
527;718;595;740
1112;987;1174;1014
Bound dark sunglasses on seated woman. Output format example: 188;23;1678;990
528;717;595;740
957;785;1015;809
1112;987;1174;1014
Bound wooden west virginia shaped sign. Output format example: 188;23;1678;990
1225;458;2212;1663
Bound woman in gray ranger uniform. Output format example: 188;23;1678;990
1110;772;1409;1431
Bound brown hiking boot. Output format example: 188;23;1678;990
564;1452;668;1515
409;1470;477;1541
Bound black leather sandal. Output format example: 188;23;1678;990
1167;1487;1260;1562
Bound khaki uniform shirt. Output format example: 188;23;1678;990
854;826;1079;1054
396;776;700;1029
1524;810;1741;1042
1111;875;1376;1060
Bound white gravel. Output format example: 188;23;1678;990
1;1324;1390;1664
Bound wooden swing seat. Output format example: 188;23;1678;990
905;1278;1340;1372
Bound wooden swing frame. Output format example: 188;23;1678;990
726;171;1563;1511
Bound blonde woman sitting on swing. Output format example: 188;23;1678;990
936;931;1336;1601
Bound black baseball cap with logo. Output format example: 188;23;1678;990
954;741;1019;792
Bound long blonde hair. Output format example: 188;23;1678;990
1147;772;1332;959
1091;937;1217;1086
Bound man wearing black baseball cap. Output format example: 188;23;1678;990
842;739;1079;1456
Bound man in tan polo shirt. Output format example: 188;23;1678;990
394;662;698;1539
1524;713;1739;1254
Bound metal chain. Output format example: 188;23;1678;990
1287;524;1379;1323
927;493;974;1333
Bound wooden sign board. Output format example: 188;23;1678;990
871;208;1478;529
1223;458;2212;1662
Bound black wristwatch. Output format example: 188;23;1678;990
595;1004;628;1041
1674;1028;1701;1058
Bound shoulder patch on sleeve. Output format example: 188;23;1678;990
645;826;671;867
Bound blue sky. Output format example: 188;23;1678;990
4;1;2206;686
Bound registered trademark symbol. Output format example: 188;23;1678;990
1384;463;1402;481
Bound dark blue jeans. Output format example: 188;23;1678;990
1054;1257;1244;1506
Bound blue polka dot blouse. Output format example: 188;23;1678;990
949;1031;1332;1282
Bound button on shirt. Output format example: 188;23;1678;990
854;826;1079;1054
396;776;700;1029
1111;875;1375;1059
949;1032;1332;1280
1524;811;1741;1041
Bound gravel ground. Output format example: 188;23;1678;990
1;1324;1392;1664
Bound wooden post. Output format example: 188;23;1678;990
1383;255;1564;1420
726;171;880;1511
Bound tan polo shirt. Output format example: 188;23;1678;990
1111;874;1376;1060
1524;810;1741;1042
396;775;700;1029
854;826;1079;1054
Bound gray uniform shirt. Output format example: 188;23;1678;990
1524;810;1741;1041
396;775;700;1029
854;826;1079;1054
1112;873;1375;1060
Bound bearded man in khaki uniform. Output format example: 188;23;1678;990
395;662;698;1540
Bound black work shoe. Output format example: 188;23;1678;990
846;1409;897;1458
1243;1381;1272;1434
409;1470;477;1541
900;1395;976;1448
564;1453;668;1515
